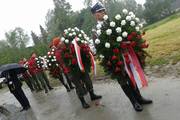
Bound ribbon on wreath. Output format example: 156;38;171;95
122;42;148;89
72;37;96;75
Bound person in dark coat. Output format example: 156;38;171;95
90;2;152;112
4;71;31;111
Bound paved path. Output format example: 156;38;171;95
0;76;180;120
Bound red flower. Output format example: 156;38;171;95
64;67;70;74
113;48;120;54
127;35;133;41
120;43;128;49
131;41;137;47
62;46;66;51
70;44;75;54
137;35;142;40
111;55;118;61
131;32;137;36
117;61;123;66
71;58;77;65
64;53;69;59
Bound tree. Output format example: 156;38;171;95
31;31;41;45
39;25;48;44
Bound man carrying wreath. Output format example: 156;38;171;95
91;2;152;112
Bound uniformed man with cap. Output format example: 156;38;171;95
90;2;153;112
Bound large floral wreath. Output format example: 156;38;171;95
95;9;149;86
60;27;95;75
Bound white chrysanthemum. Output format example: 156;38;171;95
105;42;110;48
110;21;116;27
52;59;54;62
129;11;134;16
74;27;79;31
65;39;69;43
51;49;55;52
69;33;72;37
96;23;102;29
73;32;76;35
115;14;121;20
130;21;135;27
37;61;39;63
103;15;108;20
99;54;104;59
47;60;49;62
126;16;131;21
53;56;56;59
71;29;75;32
56;64;59;66
51;52;54;54
49;63;51;66
83;34;87;38
106;29;112;35
122;31;128;38
116;27;122;33
68;28;71;31
81;40;85;43
86;37;90;41
116;36;123;42
96;30;101;36
35;58;38;60
61;37;65;41
135;26;140;31
121;20;126;26
122;9;128;14
95;39;100;44
44;56;47;58
78;34;82;37
139;24;143;28
135;17;140;23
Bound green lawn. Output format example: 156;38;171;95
144;12;180;65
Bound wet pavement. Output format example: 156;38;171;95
0;76;180;120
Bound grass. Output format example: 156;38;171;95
144;12;180;65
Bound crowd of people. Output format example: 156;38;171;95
3;2;153;113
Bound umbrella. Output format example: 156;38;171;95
0;63;27;78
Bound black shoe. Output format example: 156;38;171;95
49;87;54;90
133;102;143;112
45;90;48;93
89;92;102;101
138;97;153;105
79;97;90;109
67;89;71;92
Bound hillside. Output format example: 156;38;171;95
144;12;180;65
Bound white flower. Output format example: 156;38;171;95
83;34;87;38
135;26;140;31
51;49;55;52
44;56;47;58
61;37;65;41
115;14;121;20
95;39;100;44
84;41;88;44
37;61;39;63
103;15;108;20
116;27;122;33
47;60;49;62
53;59;56;61
78;34;82;37
73;32;76;35
49;63;51;66
35;58;38;60
121;20;126;26
51;52;54;54
135;17;140;23
65;39;69;43
81;30;85;34
131;14;136;19
129;11;134;16
122;9;128;14
96;23;102;29
122;31;128;38
69;33;72;37
106;29;112;35
81;40;85;43
139;24;143;28
96;30;101;36
68;28;71;31
71;29;75;32
99;54;104;59
47;52;50;55
116;36;123;42
105;42;110;48
56;64;59;66
110;21;116;27
64;29;68;34
126;16;131;21
74;27;79;31
53;56;56;59
130;21;135;27
86;37;90;41
76;38;80;41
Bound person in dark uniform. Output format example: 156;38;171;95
4;71;31;111
91;2;152;112
53;37;102;109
